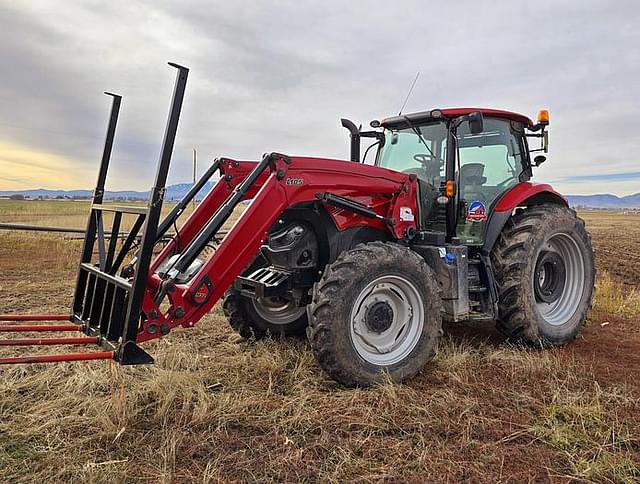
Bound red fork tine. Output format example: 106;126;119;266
0;325;81;333
0;314;71;322
0;351;115;365
0;336;98;346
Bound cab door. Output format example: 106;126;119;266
454;118;527;245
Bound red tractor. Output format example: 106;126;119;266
0;64;595;386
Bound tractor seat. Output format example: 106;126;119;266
459;162;489;205
460;163;487;186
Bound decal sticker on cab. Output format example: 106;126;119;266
467;200;487;222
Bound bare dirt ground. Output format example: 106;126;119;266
0;202;638;483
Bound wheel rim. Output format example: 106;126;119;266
534;233;585;326
349;275;424;366
251;297;305;325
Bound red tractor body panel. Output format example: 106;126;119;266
494;182;567;212
439;108;534;127
380;107;535;128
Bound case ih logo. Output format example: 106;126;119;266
194;288;208;303
191;278;212;305
467;200;488;222
286;178;304;186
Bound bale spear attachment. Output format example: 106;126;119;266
0;63;190;365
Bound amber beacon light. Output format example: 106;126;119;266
537;109;550;125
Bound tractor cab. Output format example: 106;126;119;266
370;108;548;245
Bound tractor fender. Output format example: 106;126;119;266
482;182;568;254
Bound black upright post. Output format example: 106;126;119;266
445;123;457;241
118;63;189;363
72;93;122;316
93;92;122;205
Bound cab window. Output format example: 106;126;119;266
456;118;525;244
377;122;447;185
377;122;448;231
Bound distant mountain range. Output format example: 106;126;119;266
565;193;640;209
0;182;215;202
1;184;639;209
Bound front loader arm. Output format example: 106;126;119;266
149;157;269;274
137;153;419;343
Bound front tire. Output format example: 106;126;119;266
491;204;595;346
222;291;308;339
307;242;442;387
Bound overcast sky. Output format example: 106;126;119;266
1;1;638;195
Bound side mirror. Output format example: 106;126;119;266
543;130;549;153
468;111;484;134
534;155;546;166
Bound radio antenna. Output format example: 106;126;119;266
398;71;420;115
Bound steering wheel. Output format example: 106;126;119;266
413;153;435;165
413;152;444;178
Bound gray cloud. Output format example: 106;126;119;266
0;0;639;194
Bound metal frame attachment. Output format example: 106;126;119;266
0;63;190;365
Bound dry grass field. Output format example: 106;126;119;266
0;201;638;483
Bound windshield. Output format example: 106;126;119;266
376;122;447;187
376;121;448;232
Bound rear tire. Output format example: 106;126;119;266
222;291;308;339
491;204;595;346
307;241;442;387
